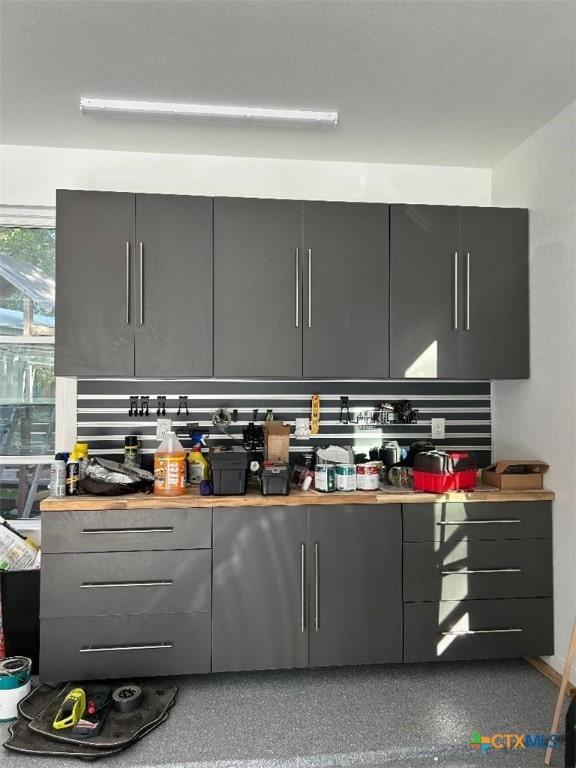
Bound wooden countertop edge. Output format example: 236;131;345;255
40;487;555;511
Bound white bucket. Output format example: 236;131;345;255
0;656;32;721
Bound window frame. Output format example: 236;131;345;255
0;208;76;519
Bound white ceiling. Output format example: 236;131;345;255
1;0;574;168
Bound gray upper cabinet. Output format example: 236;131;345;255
56;191;136;376
308;504;402;667
55;190;213;377
458;207;528;378
134;194;213;377
214;198;390;378
302;202;389;378
213;198;303;377
390;204;529;379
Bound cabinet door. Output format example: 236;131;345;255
459;207;529;378
212;506;309;672
390;204;460;378
214;198;303;377
308;504;402;667
55;190;135;376
302;202;389;377
134;195;213;377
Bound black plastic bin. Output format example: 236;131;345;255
210;448;248;496
0;569;40;674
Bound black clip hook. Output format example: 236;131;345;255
157;396;166;416
339;396;350;425
139;396;150;417
177;396;189;416
129;395;138;417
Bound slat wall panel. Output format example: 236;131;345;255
77;380;492;467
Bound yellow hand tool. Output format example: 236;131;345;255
311;394;320;435
52;687;86;729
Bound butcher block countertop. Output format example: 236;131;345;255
40;484;555;511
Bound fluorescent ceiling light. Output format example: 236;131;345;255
79;98;338;126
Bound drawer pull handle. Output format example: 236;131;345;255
80;580;174;589
79;642;172;653
436;519;521;526
81;527;174;535
441;628;522;636
441;568;522;575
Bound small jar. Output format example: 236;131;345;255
124;435;141;468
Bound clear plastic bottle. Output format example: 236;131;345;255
154;431;187;496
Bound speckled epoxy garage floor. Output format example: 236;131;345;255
0;660;567;767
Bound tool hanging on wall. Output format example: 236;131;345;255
311;394;320;435
177;396;189;416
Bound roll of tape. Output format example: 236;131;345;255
111;684;143;713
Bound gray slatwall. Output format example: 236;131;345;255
77;380;492;468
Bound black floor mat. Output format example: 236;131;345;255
3;680;177;760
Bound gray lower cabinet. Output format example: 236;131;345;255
39;508;212;681
390;204;528;379
213;198;390;378
55;190;213;377
308;505;402;667
212;504;402;673
402;501;553;662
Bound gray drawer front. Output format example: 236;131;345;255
40;612;211;681
41;508;212;553
404;598;553;662
40;550;211;618
403;539;552;601
403;502;551;542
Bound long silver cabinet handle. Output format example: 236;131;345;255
465;251;470;330
125;242;130;324
441;628;522;636
453;251;458;330
295;248;300;328
436;519;521;526
80;580;174;589
139;242;144;325
314;542;319;632
81;527;174;535
80;643;173;653
300;543;306;633
441;568;521;576
307;248;312;328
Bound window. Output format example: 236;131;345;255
0;224;56;520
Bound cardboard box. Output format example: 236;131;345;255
481;460;549;490
263;421;291;463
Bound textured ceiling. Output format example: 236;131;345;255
1;0;574;167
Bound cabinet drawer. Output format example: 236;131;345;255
403;502;551;542
40;612;211;681
403;539;552;601
40;550;211;618
41;508;212;553
404;598;553;662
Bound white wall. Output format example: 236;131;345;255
0;145;491;207
492;102;576;678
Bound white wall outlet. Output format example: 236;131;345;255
294;418;311;439
156;418;172;440
431;417;445;440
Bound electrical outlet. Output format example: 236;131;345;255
156;418;172;440
431;418;445;440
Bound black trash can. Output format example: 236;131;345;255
0;569;40;674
